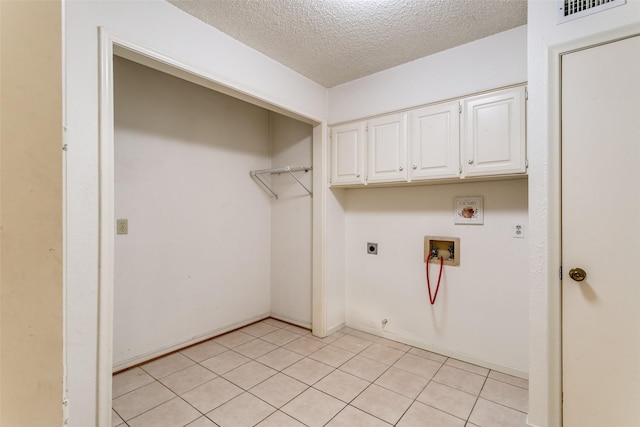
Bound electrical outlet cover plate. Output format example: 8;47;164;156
367;242;378;255
117;219;128;235
513;223;525;238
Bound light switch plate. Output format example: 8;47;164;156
117;219;128;235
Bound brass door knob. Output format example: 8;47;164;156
569;268;587;282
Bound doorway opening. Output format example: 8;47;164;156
98;28;327;426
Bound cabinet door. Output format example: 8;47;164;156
408;102;460;181
366;112;407;183
461;86;526;177
330;121;366;185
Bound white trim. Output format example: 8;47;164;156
349;322;528;379
326;321;346;336
61;2;69;424
96;27;329;427
113;314;271;372
269;314;312;330
109;32;322;126
312;123;328;337
546;23;640;427
97;27;115;427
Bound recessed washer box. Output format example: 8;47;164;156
424;236;460;266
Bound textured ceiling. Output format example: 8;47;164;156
168;0;527;88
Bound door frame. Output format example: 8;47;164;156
97;28;329;427
546;23;640;427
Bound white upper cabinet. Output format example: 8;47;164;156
461;86;526;177
366;112;408;184
330;121;366;185
408;102;460;181
329;85;527;187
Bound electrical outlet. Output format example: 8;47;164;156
117;219;128;235
512;222;525;238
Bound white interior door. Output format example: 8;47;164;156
562;35;640;426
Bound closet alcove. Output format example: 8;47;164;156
113;56;313;371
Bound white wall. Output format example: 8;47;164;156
345;180;529;375
269;113;313;326
527;1;640;426
328;25;527;124
65;1;327;425
326;188;347;333
113;57;273;369
327;24;530;374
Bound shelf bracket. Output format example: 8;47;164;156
250;165;312;199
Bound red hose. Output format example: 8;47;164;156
426;253;444;305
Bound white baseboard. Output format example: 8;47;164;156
112;312;270;372
326;321;345;336
347;322;528;380
114;315;528;382
268;312;311;329
526;415;540;427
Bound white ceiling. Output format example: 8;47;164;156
167;0;527;88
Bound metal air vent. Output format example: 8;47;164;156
558;0;626;23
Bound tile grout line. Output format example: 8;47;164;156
465;371;490;426
278;329;396;425
118;385;179;425
400;355;470;425
113;320;527;427
319;332;419;426
202;327;340;425
486;372;530;390
112;320;293;425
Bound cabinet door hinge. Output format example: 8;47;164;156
525;87;529;101
560;266;563;280
458;102;462;114
525;158;529;168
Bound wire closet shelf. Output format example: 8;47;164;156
249;165;312;199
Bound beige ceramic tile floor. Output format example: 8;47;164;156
112;319;528;427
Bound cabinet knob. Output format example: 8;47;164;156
467;159;473;165
356;173;361;178
412;164;417;170
399;165;404;171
